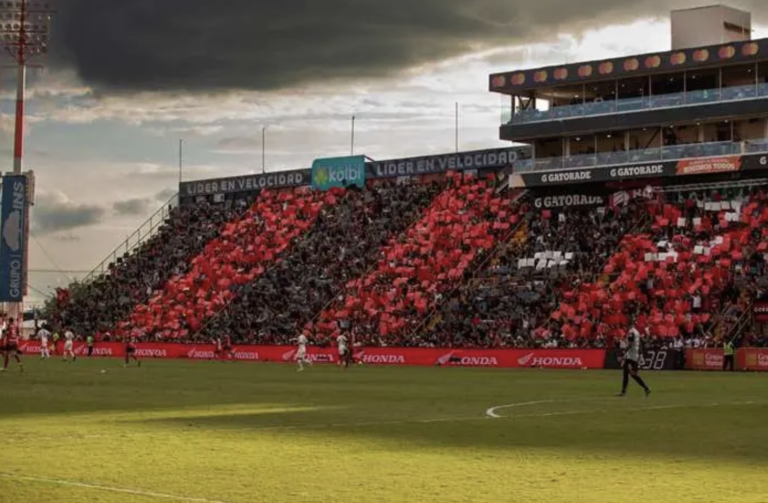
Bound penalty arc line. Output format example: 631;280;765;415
0;473;235;503
485;400;764;419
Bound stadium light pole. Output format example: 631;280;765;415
455;102;459;153
0;0;53;175
0;0;53;323
178;138;184;185
350;115;355;156
261;125;267;174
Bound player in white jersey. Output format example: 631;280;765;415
295;334;312;371
618;325;651;397
337;334;351;369
37;326;51;359
63;329;76;362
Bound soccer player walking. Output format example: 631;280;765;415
2;317;24;372
295;334;312;371
618;325;651;397
63;329;77;362
38;325;51;359
124;337;141;367
337;334;352;369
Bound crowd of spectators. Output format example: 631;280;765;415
427;197;647;348
201;180;444;345
121;188;332;339
52;199;250;336
543;186;768;347
50;177;768;350
311;173;521;346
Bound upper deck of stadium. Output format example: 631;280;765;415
490;5;768;140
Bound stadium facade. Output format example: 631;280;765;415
43;5;768;372
490;5;768;192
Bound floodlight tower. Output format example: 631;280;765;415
0;0;53;174
0;0;52;320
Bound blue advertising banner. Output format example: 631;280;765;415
0;175;27;302
311;155;366;191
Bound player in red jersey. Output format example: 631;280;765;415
213;335;235;361
124;336;141;368
222;334;235;361
2;317;24;372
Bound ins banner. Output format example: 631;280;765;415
0;175;27;302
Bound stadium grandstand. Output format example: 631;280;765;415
46;4;768;362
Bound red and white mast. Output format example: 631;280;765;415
0;0;53;320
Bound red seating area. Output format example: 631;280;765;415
310;174;521;345
122;188;338;338
51;200;250;336
547;188;768;345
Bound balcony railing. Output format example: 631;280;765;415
503;83;768;125
513;139;768;173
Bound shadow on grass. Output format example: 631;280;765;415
126;401;768;465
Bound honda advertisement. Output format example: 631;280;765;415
17;341;606;369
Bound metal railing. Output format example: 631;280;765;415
513;138;768;174
717;299;754;344
83;193;179;283
503;83;768;125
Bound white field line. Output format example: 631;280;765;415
7;400;766;445
486;399;763;419
0;473;234;503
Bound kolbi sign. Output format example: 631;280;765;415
311;155;366;191
0;175;27;302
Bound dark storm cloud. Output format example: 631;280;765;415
49;0;767;93
155;188;177;203
33;194;106;235
112;197;151;216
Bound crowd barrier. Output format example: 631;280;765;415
17;341;605;369
15;341;768;371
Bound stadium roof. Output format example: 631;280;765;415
489;37;768;95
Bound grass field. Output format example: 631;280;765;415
1;358;767;503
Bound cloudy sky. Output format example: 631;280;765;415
4;0;767;305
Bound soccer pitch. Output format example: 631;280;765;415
1;359;767;503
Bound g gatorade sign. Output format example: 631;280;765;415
610;164;666;178
512;161;675;188
533;194;604;209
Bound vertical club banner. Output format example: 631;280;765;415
0;175;27;302
311;155;366;191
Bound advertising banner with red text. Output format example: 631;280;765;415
686;348;724;370
737;348;768;372
16;341;605;369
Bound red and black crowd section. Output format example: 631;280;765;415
49;172;767;350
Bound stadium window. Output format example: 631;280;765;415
758;62;768;84
550;85;583;109
617;77;645;99
650;72;684;97
627;128;661;151
686;68;719;92
721;63;756;89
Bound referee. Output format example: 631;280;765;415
618;325;652;397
